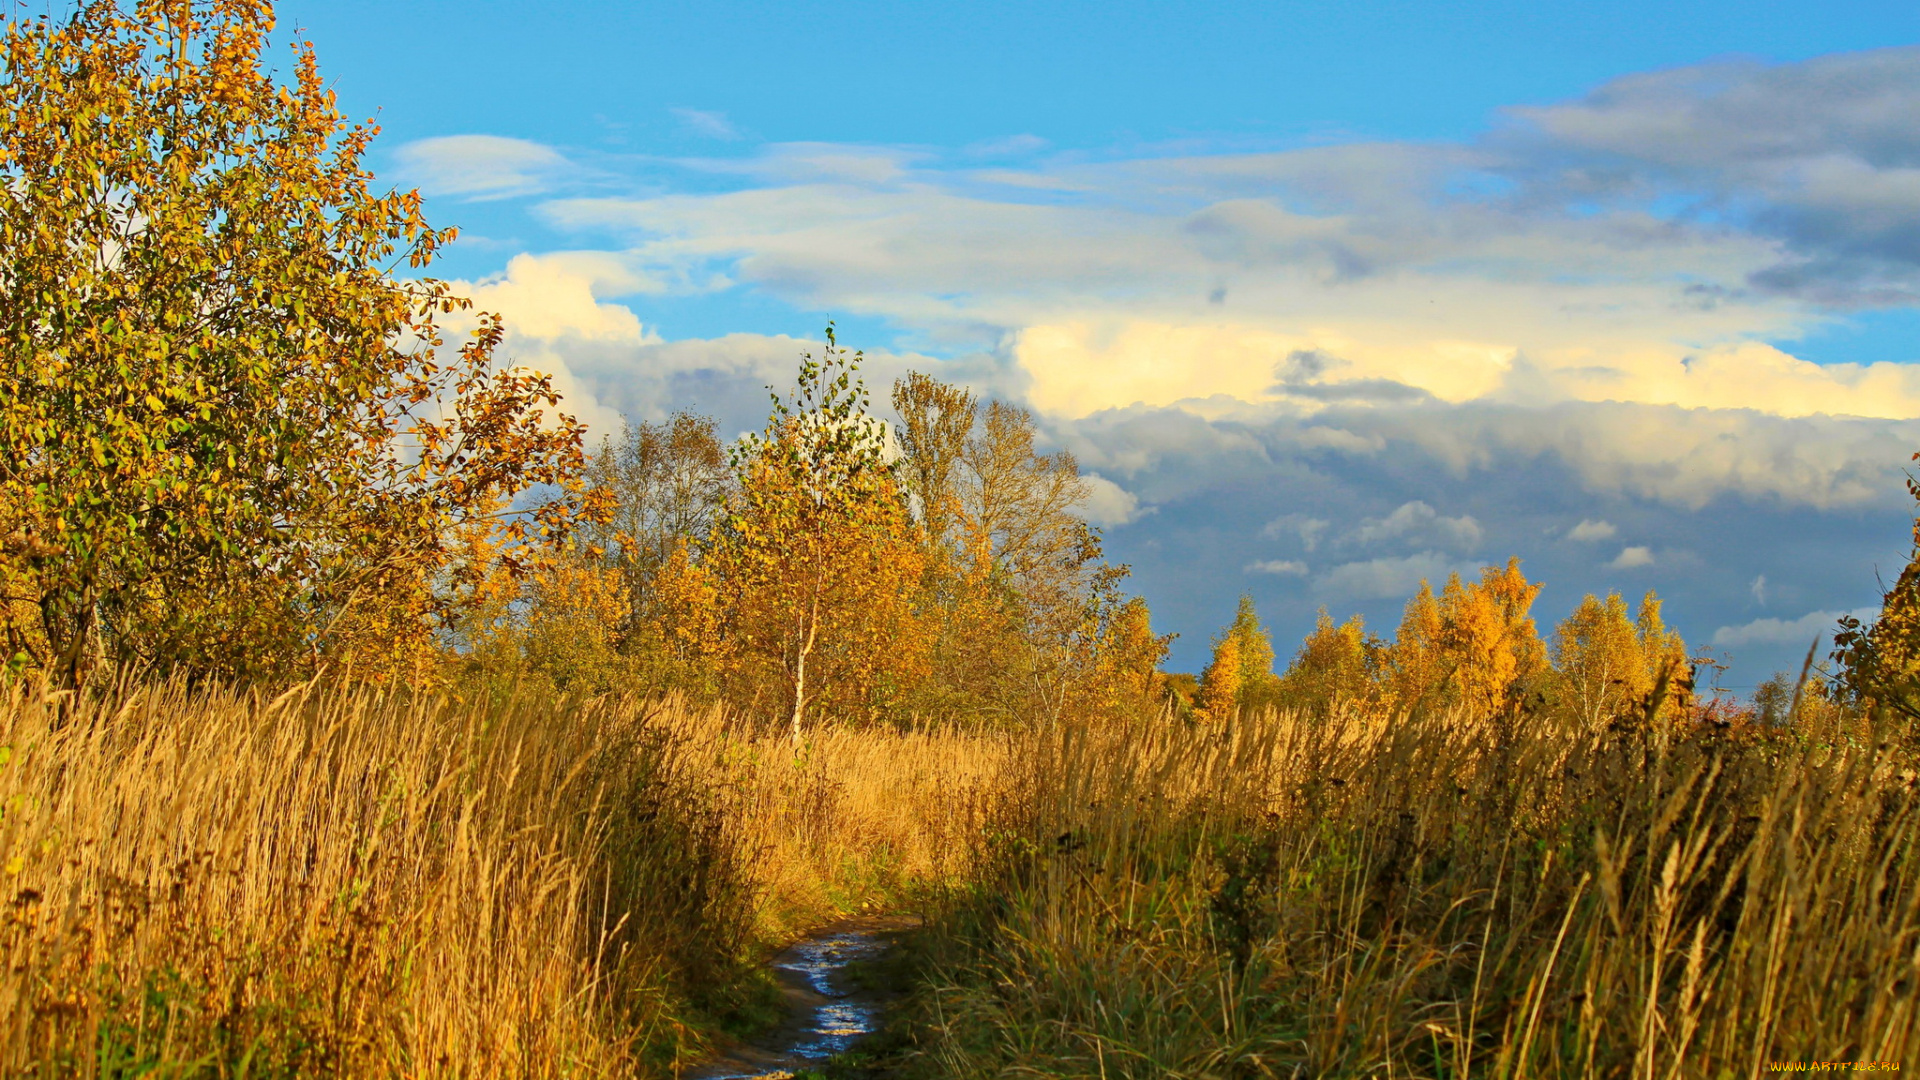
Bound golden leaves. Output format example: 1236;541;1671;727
0;1;592;683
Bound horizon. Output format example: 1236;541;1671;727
285;0;1920;687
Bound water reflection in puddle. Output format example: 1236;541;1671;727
776;931;886;1060
692;923;902;1080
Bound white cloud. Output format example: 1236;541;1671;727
1568;519;1617;542
671;107;742;141
393;135;568;199
1506;47;1920;304
1074;474;1145;526
1314;551;1477;601
441;253;672;437
1349;500;1482;551
1751;574;1769;605
454;252;663;343
497;48;1920;515
1245;559;1309;576
1262;514;1330;551
1371;403;1920;510
405;47;1920;685
1609;546;1655;569
534;138;1879;424
1711;607;1878;648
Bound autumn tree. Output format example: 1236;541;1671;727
1825;453;1920;727
705;329;928;739
453;543;633;698
959;400;1109;718
1387;581;1448;706
1633;590;1692;718
0;0;590;685
1385;559;1547;715
580;413;730;640
1278;608;1383;716
1550;590;1694;726
1195;630;1244;722
891;372;975;560
1196;596;1281;720
889;373;1009;719
1551;592;1644;726
1092;595;1171;705
1443;558;1548;715
890;371;1141;724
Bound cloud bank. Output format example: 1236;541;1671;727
417;46;1920;680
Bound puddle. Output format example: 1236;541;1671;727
689;915;917;1079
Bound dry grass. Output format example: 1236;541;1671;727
668;714;1011;937
9;671;1906;1078
907;707;1920;1078
0;677;1005;1077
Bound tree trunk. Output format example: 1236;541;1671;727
789;642;808;746
790;596;820;746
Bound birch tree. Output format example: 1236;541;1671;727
706;330;927;740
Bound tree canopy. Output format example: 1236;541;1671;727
0;0;591;684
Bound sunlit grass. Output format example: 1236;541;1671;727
5;673;1908;1076
0;677;1004;1076
907;705;1920;1077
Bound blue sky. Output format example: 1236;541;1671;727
285;1;1920;685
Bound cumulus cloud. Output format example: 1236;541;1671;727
393;135;568;199
371;318;1901;684
1314;552;1477;601
1347;402;1920;510
505;49;1920;472
455;252;661;342
1263;514;1330;551
1505;47;1920;304
1609;546;1655;569
1075;474;1145;526
1349;500;1482;551
402;45;1920;683
1568;519;1618;542
1712;607;1879;648
1061;398;1920;512
442;253;670;435
1246;559;1309;576
524;120;1920;452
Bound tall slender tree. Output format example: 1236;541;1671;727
706;329;928;739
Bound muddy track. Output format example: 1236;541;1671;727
688;915;919;1079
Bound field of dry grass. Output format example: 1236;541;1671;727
905;705;1920;1077
5;671;1911;1077
0;677;1005;1077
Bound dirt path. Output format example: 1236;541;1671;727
688;915;920;1079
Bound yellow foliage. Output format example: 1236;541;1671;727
1196;630;1244;722
703;334;931;736
0;1;591;686
1098;596;1170;704
1196;596;1281;721
1387;557;1546;716
1279;608;1382;714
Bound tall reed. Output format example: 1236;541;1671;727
0;676;1009;1076
911;707;1920;1077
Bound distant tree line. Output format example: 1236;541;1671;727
1183;565;1698;728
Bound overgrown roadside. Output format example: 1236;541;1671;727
0;676;1009;1076
884;707;1920;1077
